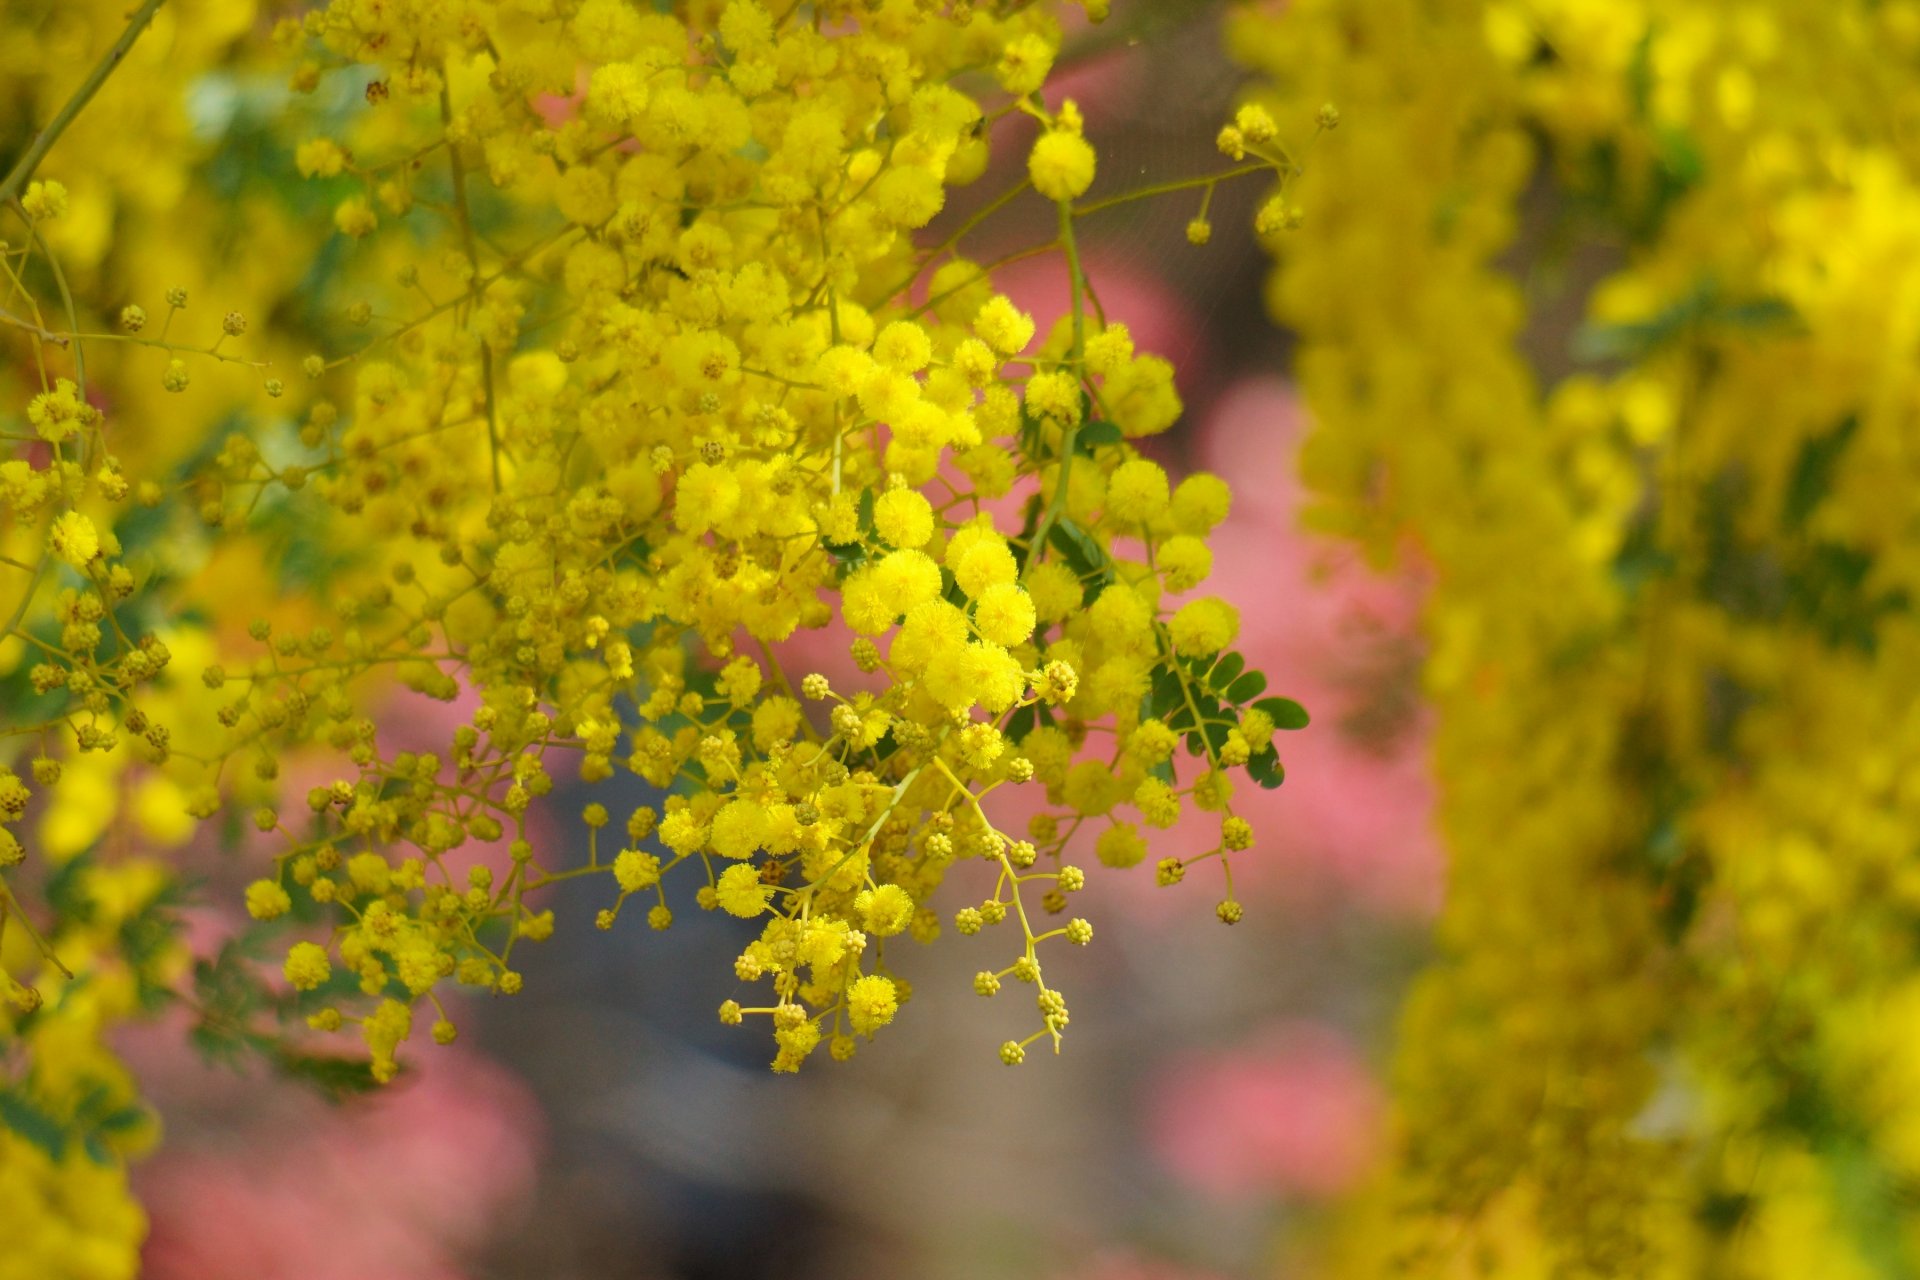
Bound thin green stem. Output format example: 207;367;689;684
1072;163;1269;218
0;0;169;206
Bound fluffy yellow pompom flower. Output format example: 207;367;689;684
974;296;1036;354
333;196;377;237
295;138;346;178
364;999;412;1083
21;179;67;220
1168;597;1240;656
874;488;934;548
1106;458;1171;525
28;379;88;443
1170;472;1233;533
872;320;933;373
675;462;742;533
857;883;914;936
953;535;1017;598
585;62;651;129
846;974;899;1036
973;582;1037;647
710;799;771;859
997;33;1056;96
873;549;943;615
245;879;292;921
1030;129;1098;202
48;511;100;567
719;0;774;51
285;942;332;991
715;863;774;918
613;849;661;892
1096;822;1148;869
1158;535;1213;591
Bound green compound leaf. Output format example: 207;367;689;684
1146;664;1183;720
1072;420;1123;455
1246;744;1286;789
274;1050;384;1101
1225;670;1268;704
0;1090;68;1161
1047;517;1116;603
1254;695;1311;730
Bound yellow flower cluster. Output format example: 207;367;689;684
213;0;1313;1079
1;0;284;1267
1234;0;1920;1272
0;857;176;1280
5;26;1313;1257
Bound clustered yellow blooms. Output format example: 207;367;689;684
0;857;175;1280
2;0;283;1274
230;0;1312;1081
4;10;1315;1260
1234;0;1920;1274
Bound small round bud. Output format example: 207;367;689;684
222;311;248;336
265;378;285;398
119;304;147;332
1186;218;1213;246
165;287;188;308
1216;899;1244;925
999;1040;1026;1066
1317;102;1341;130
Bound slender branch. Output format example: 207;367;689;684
0;308;70;347
0;547;49;643
1072;162;1270;218
0;881;74;980
441;82;501;492
0;0;170;207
